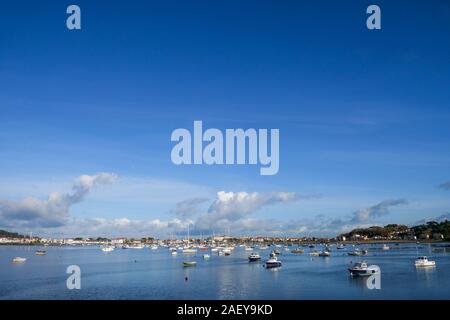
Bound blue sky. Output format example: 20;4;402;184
0;1;449;238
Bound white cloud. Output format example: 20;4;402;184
351;199;408;223
195;191;301;232
0;173;116;228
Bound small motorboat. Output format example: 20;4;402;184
348;250;363;256
337;244;345;249
35;250;47;256
348;261;379;277
308;244;315;248
202;254;210;260
291;248;304;254
171;251;178;255
248;252;261;262
101;246;114;252
382;244;390;250
211;247;219;252
415;256;436;268
318;250;331;257
12;257;27;263
183;261;197;267
273;249;281;255
264;254;282;268
310;251;320;257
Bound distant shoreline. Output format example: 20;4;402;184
1;239;449;247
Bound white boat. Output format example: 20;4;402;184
102;246;114;252
244;246;253;251
265;253;282;268
337;244;345;249
12;257;27;263
211;248;219;252
259;245;269;250
203;254;210;260
310;251;320;257
171;251;178;256
348;249;363;256
415;256;436;268
318;250;331;257
382;244;390;250
248;252;261;262
348;261;379;276
130;245;144;249
150;245;158;250
35;250;46;255
182;247;197;254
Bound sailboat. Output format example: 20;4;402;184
182;224;197;254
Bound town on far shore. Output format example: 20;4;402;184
1;220;449;246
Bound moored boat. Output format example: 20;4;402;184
183;261;197;267
248;252;261;262
182;247;198;254
318;250;331;257
264;253;282;268
348;261;379;277
291;248;304;254
348;250;362;256
12;257;27;263
310;251;320;257
35;250;47;256
101;246;114;252
415;256;436;268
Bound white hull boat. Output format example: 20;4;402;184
248;253;261;262
182;248;197;254
265;256;282;268
348;262;379;277
415;256;436;268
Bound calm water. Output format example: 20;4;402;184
1;243;450;299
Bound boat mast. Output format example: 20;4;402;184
187;223;190;247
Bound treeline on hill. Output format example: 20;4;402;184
341;221;450;241
341;224;411;239
412;221;450;240
0;230;25;239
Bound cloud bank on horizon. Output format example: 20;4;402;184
0;173;117;229
0;173;435;238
